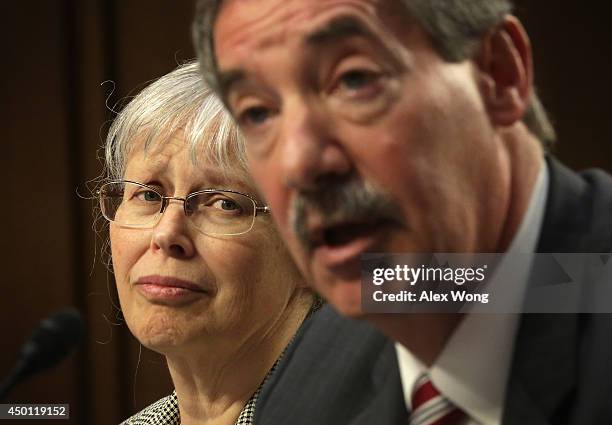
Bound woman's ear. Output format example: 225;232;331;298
474;15;533;127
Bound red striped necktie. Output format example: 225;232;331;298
409;375;466;425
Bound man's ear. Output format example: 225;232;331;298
474;16;532;127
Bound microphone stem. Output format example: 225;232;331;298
0;358;28;401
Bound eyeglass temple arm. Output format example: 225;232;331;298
256;206;271;215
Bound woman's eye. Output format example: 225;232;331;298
212;198;241;212
135;190;161;202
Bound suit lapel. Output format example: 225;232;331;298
255;305;406;425
503;313;579;425
503;158;599;424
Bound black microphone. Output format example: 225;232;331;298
0;308;84;400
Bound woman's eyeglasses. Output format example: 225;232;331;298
98;180;270;236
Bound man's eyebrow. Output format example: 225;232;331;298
217;17;376;98
305;16;375;45
217;69;245;100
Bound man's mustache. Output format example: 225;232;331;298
290;178;405;250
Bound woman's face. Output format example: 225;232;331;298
110;133;304;355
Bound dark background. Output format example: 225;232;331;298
1;1;610;424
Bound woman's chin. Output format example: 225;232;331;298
138;332;186;354
126;309;194;353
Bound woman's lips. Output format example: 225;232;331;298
135;275;209;305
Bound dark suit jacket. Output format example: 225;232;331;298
254;158;612;425
503;158;612;424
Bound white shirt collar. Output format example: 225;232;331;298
396;163;549;425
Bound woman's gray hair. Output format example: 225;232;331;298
104;60;247;181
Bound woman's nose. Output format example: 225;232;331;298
150;201;195;258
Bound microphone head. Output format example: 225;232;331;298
20;308;84;378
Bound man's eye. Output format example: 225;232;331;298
340;70;374;88
239;106;271;126
334;69;383;100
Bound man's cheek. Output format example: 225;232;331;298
279;226;309;272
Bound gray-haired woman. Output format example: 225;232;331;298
98;61;317;425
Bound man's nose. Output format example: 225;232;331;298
279;102;351;191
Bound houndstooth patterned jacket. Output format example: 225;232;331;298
119;387;260;425
119;304;321;425
120;364;269;425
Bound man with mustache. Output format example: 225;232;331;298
193;0;612;424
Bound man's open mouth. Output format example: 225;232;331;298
308;220;393;268
320;222;381;247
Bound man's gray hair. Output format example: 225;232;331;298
104;60;247;182
192;0;556;146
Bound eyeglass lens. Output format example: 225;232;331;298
100;181;257;235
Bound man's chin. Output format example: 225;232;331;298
307;255;368;318
321;278;365;319
331;300;365;319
